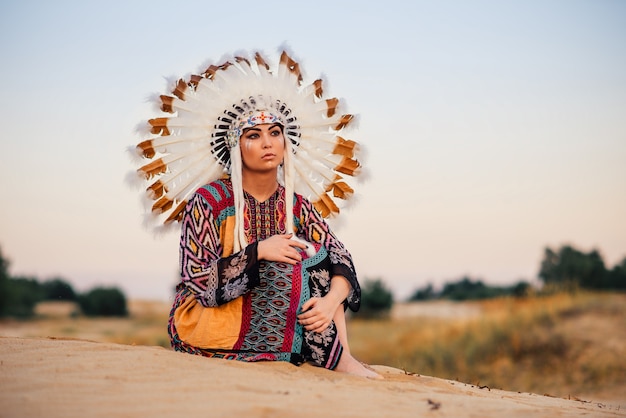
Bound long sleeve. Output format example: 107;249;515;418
179;192;261;307
297;197;361;311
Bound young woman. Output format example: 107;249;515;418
132;49;379;378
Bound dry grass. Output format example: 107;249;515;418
1;292;624;401
349;291;626;401
0;300;171;348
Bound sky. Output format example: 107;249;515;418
0;0;624;301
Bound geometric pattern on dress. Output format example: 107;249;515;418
178;194;222;306
240;260;298;353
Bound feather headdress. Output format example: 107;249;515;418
129;48;363;247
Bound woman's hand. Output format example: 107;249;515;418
298;276;351;333
298;295;340;333
257;234;307;265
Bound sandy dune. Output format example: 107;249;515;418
1;336;623;418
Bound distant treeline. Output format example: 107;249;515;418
0;246;127;318
2;243;624;318
409;244;626;301
409;278;530;301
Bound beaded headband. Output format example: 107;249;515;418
227;110;283;149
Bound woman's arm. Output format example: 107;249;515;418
179;193;260;307
298;197;361;312
298;274;352;333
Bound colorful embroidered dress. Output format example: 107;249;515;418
168;179;361;369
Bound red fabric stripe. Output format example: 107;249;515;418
233;293;251;350
282;262;302;352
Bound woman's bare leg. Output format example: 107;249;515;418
332;306;382;379
333;305;351;354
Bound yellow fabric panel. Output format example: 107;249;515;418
174;295;243;349
220;215;235;258
173;213;243;349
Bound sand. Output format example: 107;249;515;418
1;336;623;418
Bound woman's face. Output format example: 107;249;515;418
239;123;285;175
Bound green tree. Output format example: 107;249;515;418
539;245;607;289
603;257;626;290
78;287;128;317
539;247;560;285
357;278;394;318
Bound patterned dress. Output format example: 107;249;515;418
168;179;361;369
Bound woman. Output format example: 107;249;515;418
132;49;379;378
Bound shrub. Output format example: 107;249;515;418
440;277;508;300
41;278;77;301
357;278;394;318
0;246;9;316
3;277;44;317
78;287;128;317
408;283;435;301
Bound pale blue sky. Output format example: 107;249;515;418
1;0;624;300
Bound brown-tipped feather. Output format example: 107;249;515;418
334;114;353;130
313;200;328;218
152;196;173;214
279;51;303;84
254;52;270;71
138;158;168;179
189;74;203;88
313;79;323;98
234;56;251;67
172;79;187;100
148;118;171;136
137;139;156;159
313;193;340;218
146;179;168;200
335;157;360;177
203;62;232;79
203;65;218;79
164;200;187;224
332;136;357;158
326;177;354;199
160;95;174;113
325;98;339;118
